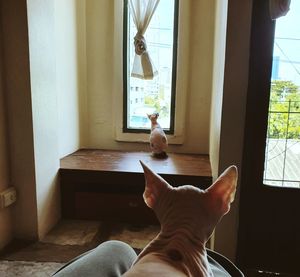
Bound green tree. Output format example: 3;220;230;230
268;80;300;139
144;90;170;118
145;95;161;113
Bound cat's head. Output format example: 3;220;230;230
140;161;238;242
147;113;159;123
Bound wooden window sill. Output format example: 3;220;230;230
60;149;212;224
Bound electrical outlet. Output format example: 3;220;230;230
0;187;17;209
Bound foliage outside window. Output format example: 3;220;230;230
268;80;300;139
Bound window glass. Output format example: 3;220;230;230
124;0;178;133
264;1;300;188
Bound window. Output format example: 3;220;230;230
263;1;300;188
123;0;179;134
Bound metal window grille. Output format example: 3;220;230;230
264;100;300;188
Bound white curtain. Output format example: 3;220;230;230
269;0;291;19
129;0;160;80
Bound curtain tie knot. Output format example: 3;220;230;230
134;34;147;55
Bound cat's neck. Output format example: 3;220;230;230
151;122;161;131
136;230;213;277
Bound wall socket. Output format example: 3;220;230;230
0;187;17;209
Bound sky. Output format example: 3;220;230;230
274;1;300;85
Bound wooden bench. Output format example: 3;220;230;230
60;149;212;224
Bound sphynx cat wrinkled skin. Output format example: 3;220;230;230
123;161;238;277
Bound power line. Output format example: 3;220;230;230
278;59;300;65
275;42;300;76
276;37;300;41
267;140;299;162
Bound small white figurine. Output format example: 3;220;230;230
148;113;168;158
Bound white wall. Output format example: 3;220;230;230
210;0;228;179
27;0;60;238
85;0;216;154
26;0;83;238
54;0;87;157
185;0;216;154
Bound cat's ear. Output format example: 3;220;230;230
140;161;172;209
147;114;151;119
206;166;238;215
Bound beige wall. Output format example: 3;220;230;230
0;0;38;240
85;0;216;154
55;0;87;157
213;0;253;261
27;0;85;238
0;28;13;250
26;0;60;239
210;0;228;179
0;0;83;241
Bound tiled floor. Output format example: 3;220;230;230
41;220;101;246
0;220;160;276
0;261;63;277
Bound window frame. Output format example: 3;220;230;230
237;1;300;274
122;0;179;135
113;0;189;145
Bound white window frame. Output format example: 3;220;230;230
113;0;190;144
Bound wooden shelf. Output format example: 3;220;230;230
61;149;212;177
60;149;212;224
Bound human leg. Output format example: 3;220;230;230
53;240;137;277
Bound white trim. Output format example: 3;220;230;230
113;0;190;145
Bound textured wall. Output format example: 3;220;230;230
85;0;216;154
